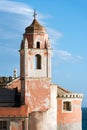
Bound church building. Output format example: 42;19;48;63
0;11;83;130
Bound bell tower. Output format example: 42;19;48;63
20;18;51;78
20;11;52;111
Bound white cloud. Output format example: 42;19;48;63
56;50;72;59
0;0;50;19
0;0;52;39
0;0;33;40
47;28;82;64
76;56;83;60
53;49;83;63
47;28;63;47
0;0;33;16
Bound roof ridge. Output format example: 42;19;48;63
57;85;71;93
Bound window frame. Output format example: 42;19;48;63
0;121;7;130
34;54;41;69
62;100;72;113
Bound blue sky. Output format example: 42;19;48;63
0;0;87;107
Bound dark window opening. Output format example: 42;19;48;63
36;42;40;48
34;54;41;69
0;121;7;129
44;41;47;49
63;101;71;111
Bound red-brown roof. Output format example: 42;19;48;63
25;19;46;33
0;105;28;117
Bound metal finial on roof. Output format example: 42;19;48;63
33;9;37;19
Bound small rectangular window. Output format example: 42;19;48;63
63;101;72;111
0;121;7;129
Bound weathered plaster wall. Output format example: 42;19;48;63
29;112;46;130
10;121;23;130
25;78;50;112
25;32;49;49
45;84;57;130
29;84;57;130
21;49;51;78
57;98;82;130
28;49;48;77
57;122;82;130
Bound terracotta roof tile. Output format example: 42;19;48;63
25;19;46;33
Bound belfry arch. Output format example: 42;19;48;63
34;54;41;69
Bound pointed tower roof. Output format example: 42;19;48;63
25;19;46;33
